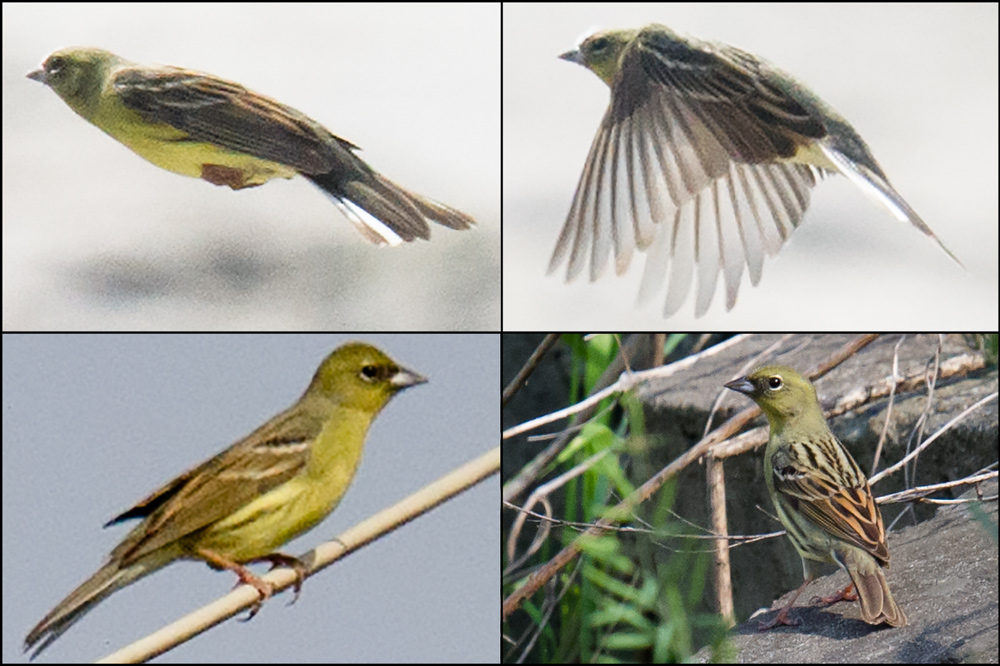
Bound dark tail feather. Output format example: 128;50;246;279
306;171;475;246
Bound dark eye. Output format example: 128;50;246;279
360;365;379;382
589;37;609;53
768;376;783;390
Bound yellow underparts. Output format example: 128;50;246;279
90;95;298;190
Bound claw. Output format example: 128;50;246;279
196;548;307;619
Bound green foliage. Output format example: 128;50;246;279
503;334;732;663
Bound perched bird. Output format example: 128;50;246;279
724;366;906;629
24;342;427;658
27;47;475;246
550;25;961;317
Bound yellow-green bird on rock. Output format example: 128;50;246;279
549;25;961;317
27;47;475;246
725;366;906;630
24;342;427;658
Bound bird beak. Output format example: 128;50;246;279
392;368;428;390
559;48;584;65
724;378;755;396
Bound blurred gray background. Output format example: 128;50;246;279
4;3;499;330
503;3;998;328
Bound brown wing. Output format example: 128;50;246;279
548;25;824;315
770;432;889;565
112;65;365;177
106;403;321;565
622;25;827;164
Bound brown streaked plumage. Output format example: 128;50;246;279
550;25;960;317
28;47;475;246
725;365;906;629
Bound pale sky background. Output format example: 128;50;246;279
2;334;498;663
504;3;998;328
3;3;500;330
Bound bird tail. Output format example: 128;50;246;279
819;144;964;269
24;552;170;659
306;170;475;247
842;548;907;627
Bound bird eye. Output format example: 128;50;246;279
360;365;379;382
768;376;783;390
589;37;609;53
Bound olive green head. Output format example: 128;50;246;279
27;47;126;120
559;28;638;87
724;365;823;428
307;342;427;413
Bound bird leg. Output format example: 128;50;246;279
195;548;306;620
811;582;858;606
758;576;813;631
